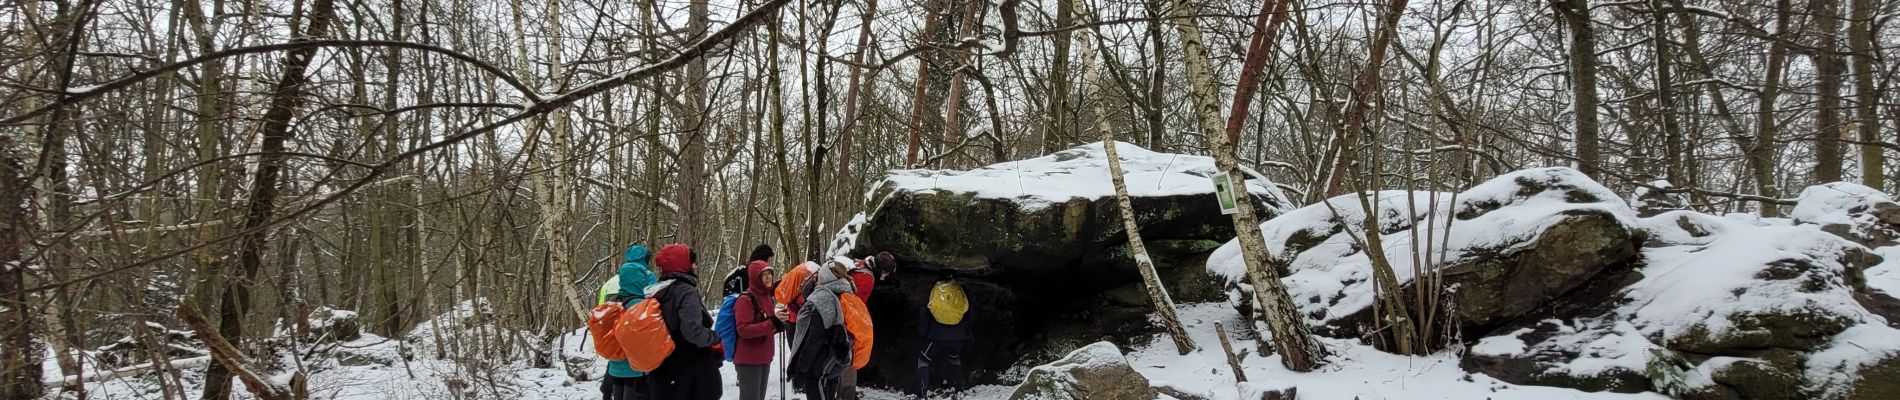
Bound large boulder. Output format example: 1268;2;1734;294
1464;198;1900;399
1007;342;1157;400
1790;182;1900;324
831;142;1292;389
302;307;363;343
1209;167;1644;345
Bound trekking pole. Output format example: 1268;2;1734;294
778;331;788;400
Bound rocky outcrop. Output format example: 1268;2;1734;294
1458;192;1900;400
1209;167;1645;346
833;142;1292;388
302;307;362;343
1008;342;1157;400
1228;170;1900;399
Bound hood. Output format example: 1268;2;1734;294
746;260;774;296
624;244;651;263
656;243;694;274
815;261;855;297
618;245;656;297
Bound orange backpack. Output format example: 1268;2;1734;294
776;263;815;306
614;289;675;372
839;295;874;370
587;303;627;360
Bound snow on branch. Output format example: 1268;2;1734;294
580;176;680;213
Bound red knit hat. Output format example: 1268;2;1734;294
656;243;695;274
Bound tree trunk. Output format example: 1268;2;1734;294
769;14;803;261
1080;29;1197;355
1330;0;1421;355
203;0;339;398
1;136;43;400
905;0;943;168
678;0;712;245
1143;0;1167;151
1559;0;1602;179
1651;0;1685;185
1045;0;1074;154
1851;0;1883;189
938;0;983;168
1752;0;1794;215
835;0;879;226
1814;0;1847;183
531;0;588;324
1171;0;1327;372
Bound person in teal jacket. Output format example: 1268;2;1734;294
599;244;656;400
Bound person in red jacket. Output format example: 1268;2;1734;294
732;259;785;400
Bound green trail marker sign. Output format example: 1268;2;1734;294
1212;172;1239;215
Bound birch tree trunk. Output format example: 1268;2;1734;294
1170;0;1327;371
1078;27;1196;355
531;0;588;323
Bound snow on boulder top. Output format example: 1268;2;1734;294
871;141;1290;211
1792;182;1896;226
1623;223;1875;341
1207;167;1636;326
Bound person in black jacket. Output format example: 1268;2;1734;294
788;261;856;400
915;274;971;398
646;244;722;400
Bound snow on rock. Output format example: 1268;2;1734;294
1464;179;1899;399
873;141;1289;211
1008;341;1156;400
835;142;1291;390
1803;324;1900;398
1792;182;1896;226
1626;223;1876;353
825;211;868;258
1210;167;1642;338
1790;182;1900;248
1870;247;1900;297
1471;328;1534;357
1463;318;1660;393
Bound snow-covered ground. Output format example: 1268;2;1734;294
1129;304;1665;400
52;302;1674;400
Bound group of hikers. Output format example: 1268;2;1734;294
586;243;972;400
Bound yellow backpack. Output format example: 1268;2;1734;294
928;281;968;325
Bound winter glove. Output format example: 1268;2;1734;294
711;342;724;357
769;317;786;333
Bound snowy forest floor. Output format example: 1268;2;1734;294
50;303;1672;400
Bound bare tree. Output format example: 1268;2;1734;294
1171;0;1327;372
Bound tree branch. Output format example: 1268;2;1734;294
1;39;543;125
